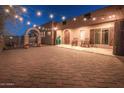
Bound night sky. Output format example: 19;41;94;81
5;5;108;36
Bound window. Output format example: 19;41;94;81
62;21;67;25
94;29;101;44
43;32;45;37
102;29;109;44
80;30;85;41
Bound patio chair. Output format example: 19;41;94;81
71;38;78;46
80;38;90;47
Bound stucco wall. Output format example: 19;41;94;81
57;22;115;48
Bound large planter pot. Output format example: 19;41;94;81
24;44;29;49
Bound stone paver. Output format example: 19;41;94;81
0;46;124;88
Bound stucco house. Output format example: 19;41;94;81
38;6;124;56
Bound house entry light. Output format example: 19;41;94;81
83;18;87;21
19;17;23;22
92;17;96;21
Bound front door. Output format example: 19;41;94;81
64;30;70;44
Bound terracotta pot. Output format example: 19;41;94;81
24;45;29;49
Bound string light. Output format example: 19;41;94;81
33;24;37;27
49;14;54;19
19;17;23;22
4;9;10;13
14;15;19;19
38;26;41;29
101;17;104;20
27;21;31;25
36;11;42;16
22;7;27;13
62;16;66;20
73;18;76;21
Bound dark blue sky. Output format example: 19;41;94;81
5;5;108;36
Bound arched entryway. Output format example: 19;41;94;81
64;30;70;44
24;28;41;48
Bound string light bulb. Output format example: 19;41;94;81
73;18;76;21
19;17;23;22
62;16;66;20
36;11;42;16
38;26;41;29
22;7;27;13
27;21;31;25
14;15;19;19
33;24;37;27
5;9;10;13
49;14;54;19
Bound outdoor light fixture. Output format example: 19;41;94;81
109;16;112;19
36;11;42;16
101;17;105;20
33;24;37;27
53;27;58;30
73;18;76;21
27;21;31;25
62;16;66;20
22;7;27;13
83;18;87;21
49;14;54;19
92;17;96;21
5;9;10;13
112;14;115;18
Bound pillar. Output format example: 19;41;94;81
113;21;124;56
24;35;29;46
37;36;41;47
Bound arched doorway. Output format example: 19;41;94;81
24;28;41;48
64;30;70;44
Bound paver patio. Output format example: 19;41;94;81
0;46;124;88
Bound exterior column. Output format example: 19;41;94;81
37;36;41;47
24;35;29;48
0;35;4;52
113;21;124;56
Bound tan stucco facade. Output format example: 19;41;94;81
57;22;114;48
